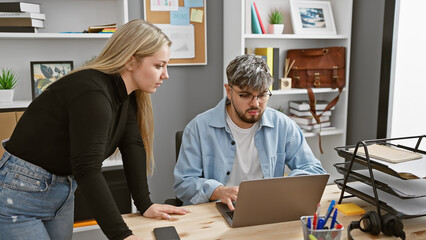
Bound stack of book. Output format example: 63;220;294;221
288;100;336;131
87;23;117;33
0;2;45;33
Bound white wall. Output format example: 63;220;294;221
388;0;426;149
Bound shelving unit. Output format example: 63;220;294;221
334;135;426;219
0;0;129;101
223;0;353;182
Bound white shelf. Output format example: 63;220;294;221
303;129;345;138
0;100;31;109
244;34;349;39
0;33;113;39
272;88;345;95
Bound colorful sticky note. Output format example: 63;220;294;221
184;0;204;8
190;9;203;23
170;7;190;25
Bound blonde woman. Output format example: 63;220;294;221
0;20;188;240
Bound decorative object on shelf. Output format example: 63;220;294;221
289;0;336;35
267;8;284;34
0;67;18;103
30;61;73;100
281;58;295;90
250;1;262;34
252;1;266;34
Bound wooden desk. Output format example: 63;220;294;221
122;184;426;239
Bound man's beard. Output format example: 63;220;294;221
231;100;263;124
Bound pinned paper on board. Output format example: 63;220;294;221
170;7;190;25
184;0;204;8
155;24;195;59
150;0;178;11
190;9;203;23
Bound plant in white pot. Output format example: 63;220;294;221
268;8;284;34
0;68;18;103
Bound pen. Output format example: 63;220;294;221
324;200;336;224
313;213;317;230
330;208;338;229
317;219;325;229
315;203;321;229
307;217;312;230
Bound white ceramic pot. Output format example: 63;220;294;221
0;89;14;103
268;24;284;34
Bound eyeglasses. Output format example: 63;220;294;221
229;85;272;103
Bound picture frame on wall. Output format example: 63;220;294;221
289;0;336;35
30;61;73;100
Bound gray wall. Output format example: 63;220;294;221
128;0;224;203
346;0;385;145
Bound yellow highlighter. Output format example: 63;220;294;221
309;234;318;240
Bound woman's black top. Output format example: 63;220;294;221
6;69;153;240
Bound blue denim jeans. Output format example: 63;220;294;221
0;148;77;240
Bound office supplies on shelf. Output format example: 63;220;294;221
350;143;422;163
335;202;365;216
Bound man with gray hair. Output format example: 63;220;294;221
173;54;326;210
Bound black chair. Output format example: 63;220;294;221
164;131;183;206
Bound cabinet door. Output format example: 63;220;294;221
0;112;18;156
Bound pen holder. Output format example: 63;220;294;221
300;216;343;240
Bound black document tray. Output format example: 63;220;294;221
334;179;423;219
334;144;421;180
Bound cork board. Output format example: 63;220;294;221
144;0;207;65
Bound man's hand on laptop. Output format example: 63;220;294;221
210;186;239;211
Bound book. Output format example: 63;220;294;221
255;47;273;78
0;18;43;28
0;12;45;20
0;2;41;13
0;26;37;32
289;100;336;111
250;2;262;34
289;108;332;117
350;144;423;163
272;48;279;90
298;121;331;131
88;23;116;33
290;115;330;125
252;1;266;34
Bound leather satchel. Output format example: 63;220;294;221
286;47;346;89
286;47;346;154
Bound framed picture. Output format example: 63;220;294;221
290;0;336;35
30;61;73;99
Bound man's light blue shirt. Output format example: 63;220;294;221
173;98;326;205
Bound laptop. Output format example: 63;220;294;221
216;174;329;228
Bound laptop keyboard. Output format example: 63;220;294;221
226;211;234;219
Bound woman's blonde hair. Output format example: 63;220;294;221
74;19;171;175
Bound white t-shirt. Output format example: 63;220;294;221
225;112;264;186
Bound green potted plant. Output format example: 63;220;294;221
0;68;18;103
268;8;284;34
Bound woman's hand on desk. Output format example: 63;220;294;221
210;186;239;211
143;203;190;220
